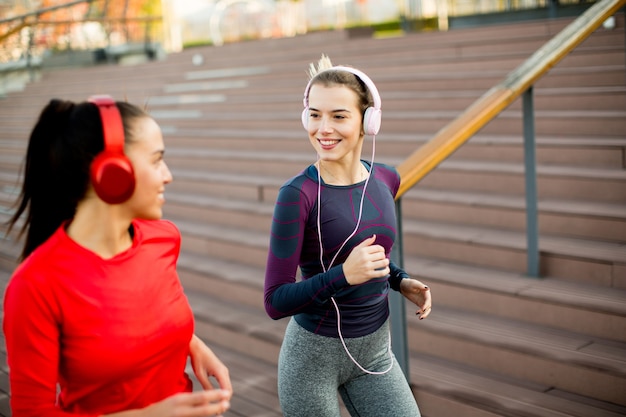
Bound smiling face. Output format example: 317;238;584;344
306;83;364;165
123;116;172;220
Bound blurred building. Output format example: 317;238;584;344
163;0;591;50
0;0;595;61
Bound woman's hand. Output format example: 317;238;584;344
189;335;233;394
105;390;231;417
343;235;390;285
399;278;432;319
139;390;231;417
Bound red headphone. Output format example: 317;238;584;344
88;95;135;204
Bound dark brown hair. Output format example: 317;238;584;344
5;98;148;260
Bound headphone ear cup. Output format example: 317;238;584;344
363;107;381;136
301;107;309;130
90;152;136;204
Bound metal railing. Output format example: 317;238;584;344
0;0;162;64
389;0;626;380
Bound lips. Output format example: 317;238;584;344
318;138;340;149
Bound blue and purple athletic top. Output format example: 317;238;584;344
264;161;409;338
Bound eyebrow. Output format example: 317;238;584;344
309;107;352;113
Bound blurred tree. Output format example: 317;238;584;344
12;0;162;50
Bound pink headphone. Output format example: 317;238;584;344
88;95;136;204
301;66;382;136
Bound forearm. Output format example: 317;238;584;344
264;264;349;319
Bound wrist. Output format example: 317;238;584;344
398;277;410;292
189;334;203;354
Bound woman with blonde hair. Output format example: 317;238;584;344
264;55;431;416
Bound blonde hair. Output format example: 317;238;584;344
308;54;334;79
305;54;373;115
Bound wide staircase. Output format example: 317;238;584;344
0;12;625;417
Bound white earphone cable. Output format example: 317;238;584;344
316;134;393;375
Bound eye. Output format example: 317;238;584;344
153;152;165;166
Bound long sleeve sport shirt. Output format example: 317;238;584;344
3;219;194;416
264;161;408;338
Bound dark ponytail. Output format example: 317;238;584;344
6;98;149;261
6;99;103;260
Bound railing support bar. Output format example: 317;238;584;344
523;86;540;278
26;23;35;82
390;198;410;380
549;0;558;18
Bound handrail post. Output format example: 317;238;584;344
26;20;35;82
523;86;540;278
390;198;410;380
549;0;558;18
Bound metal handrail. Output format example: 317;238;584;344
0;0;94;25
395;0;625;197
390;0;625;380
1;0;162;62
1;0;94;45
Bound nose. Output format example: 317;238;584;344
162;162;173;184
318;116;333;133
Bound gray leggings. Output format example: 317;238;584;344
278;318;421;417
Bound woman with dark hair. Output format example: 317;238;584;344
3;97;232;416
264;55;431;416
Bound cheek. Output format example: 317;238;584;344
307;130;319;146
339;122;362;139
132;166;158;189
306;118;319;135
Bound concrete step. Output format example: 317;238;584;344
172;17;622;74
2;28;619;106
413;354;626;417
402;188;626;242
153;105;625;137
178;242;626;349
416;161;626;204
0;175;21;201
4;103;623;138
176;252;626;415
164;169;283;204
164;204;626;288
402;219;626;287
408;306;626;406
150;61;624;98
162;186;626;244
160;153;626;204
404;256;626;341
157;169;626;243
0;236;19;273
146;84;626;113
149;130;626;170
158;131;626;172
172;217;269;269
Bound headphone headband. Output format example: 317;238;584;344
301;65;382;135
302;66;382;110
89;95;125;154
